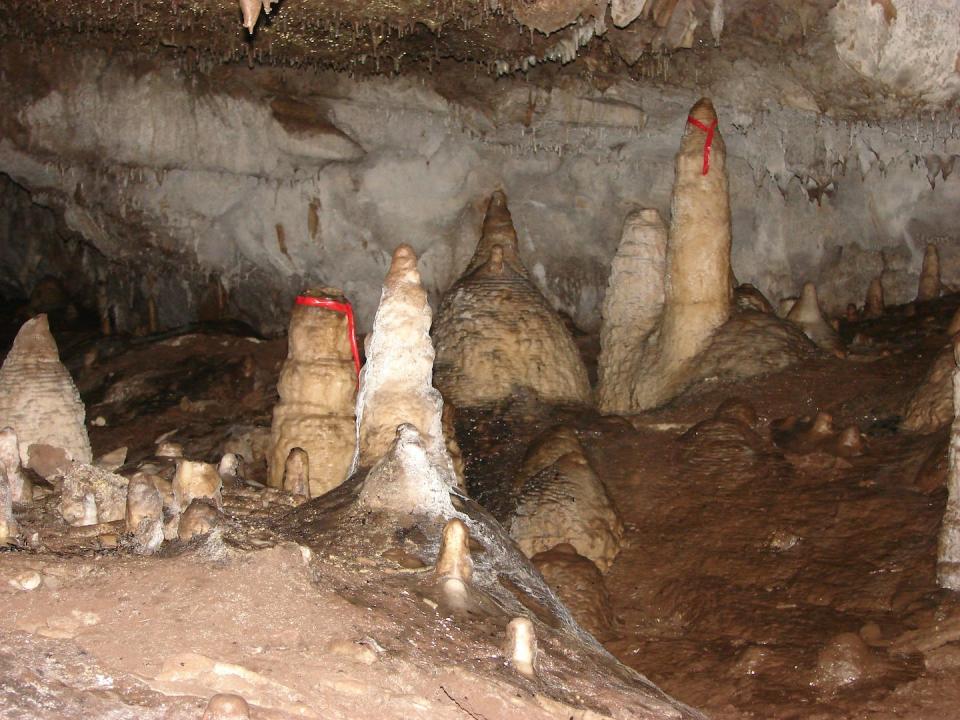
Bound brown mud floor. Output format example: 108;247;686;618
3;298;960;718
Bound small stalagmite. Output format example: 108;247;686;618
0;315;91;471
435;518;473;587
178;498;222;541
60;463;129;527
505;617;537;678
596;208;667;414
786;283;843;353
917;244;941;302
268;288;357;497
125;473;164;555
864;277;884;319
937;337;960;590
282;447;310;498
173;460;222;512
355;245;457;485
0;427;30;504
432;191;590;408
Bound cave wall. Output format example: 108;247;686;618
1;48;958;335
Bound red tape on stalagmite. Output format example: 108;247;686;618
687;115;718;176
295;295;362;380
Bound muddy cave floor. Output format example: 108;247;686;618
3;298;960;719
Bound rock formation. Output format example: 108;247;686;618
505;617;537;678
937;338;960;590
0;427;30;504
60;463;129;527
901;345;956;434
509;426;623;572
435;518;473;586
917;243;941;302
433;191;591;408
0;466;16;542
282;447;310;498
0;315;91;471
597;208;668;414
786;282;844;353
179;498;223;541
268;288;357;497
864;277;884;319
354;245;457;485
173;460;223;512
532;543;616;642
125;473;164;555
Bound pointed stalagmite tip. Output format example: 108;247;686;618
385;244;421;288
480;191;521;254
435;517;473;585
688;97;718;125
11;315;59;359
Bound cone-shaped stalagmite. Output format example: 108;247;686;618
864;277;884;319
786;282;843;353
433;191;590;408
0;315;91;470
917;243;941;302
268;288;357;497
354;245;457;485
938;337;960;590
597;209;667;414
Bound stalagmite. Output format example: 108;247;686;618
597;209;667;414
435;517;473;586
917;244;941;302
0;466;16;542
505;617;537;678
282;447;310;498
0;428;30;504
173;460;222;512
178;499;222;541
433;191;591;408
864;277;885;319
203;693;250;720
0;315;91;471
355;245;457;486
268;288;357;497
125;473;164;554
937;337;960;590
786;283;843;353
902;346;956;433
60;463;129;527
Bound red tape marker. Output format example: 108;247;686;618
295;295;362;381
687;115;718;176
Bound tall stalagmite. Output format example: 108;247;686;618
433;191;591;408
938;337;960;590
0;315;91;469
354;245;457;484
597;209;668;413
917;243;941;302
268;289;357;497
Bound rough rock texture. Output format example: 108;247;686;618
939;339;960;589
0;427;29;504
125;473;164;555
532;543;617;642
509;426;623;571
433;192;590;408
355;245;456;485
267;288;356;496
0;465;15;541
0;315;91;468
902;345;955;434
59;463;129;527
917;243;941;302
865;277;885;319
597;208;668;414
786;282;843;353
172;460;223;512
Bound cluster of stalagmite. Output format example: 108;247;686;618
938;337;960;590
508;425;623;572
433;191;590;408
0;315;91;473
267;288;357;498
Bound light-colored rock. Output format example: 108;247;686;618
917;243;941;302
864;277;884;319
0;427;30;503
173;460;222;512
938;337;960;590
179;498;222;541
202;693;250;720
902;345;954;434
596;208;667;414
268;287;357;497
125;472;164;554
0;315;91;469
611;0;651;28
505;617;537;678
59;463;129;527
95;447;127;472
282;447;310;498
433;191;591;408
0;465;16;542
355;245;457;487
786;282;843;353
435;518;473;585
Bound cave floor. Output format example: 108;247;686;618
3;298;960;719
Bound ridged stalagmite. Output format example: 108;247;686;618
354;245;457;486
917;243;941;302
433;191;590;408
786;282;843;353
864;277;884;319
937;337;960;590
596;209;667;413
268;288;357;497
0;315;91;469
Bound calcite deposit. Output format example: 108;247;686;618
917;244;942;303
902;345;956;434
0;316;91;470
433;191;591;408
938;338;960;590
0;427;30;504
59;463;129;527
268;288;357;497
786;282;844;353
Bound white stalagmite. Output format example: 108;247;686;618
917;243;941;302
938;337;960;590
505;617;537;678
0;315;91;469
354;245;457;485
596;208;667;413
0;428;30;504
786;282;843;353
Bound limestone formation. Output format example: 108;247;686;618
359;424;456;518
864;277;884;319
917;244;941;302
786;283;843;353
0;428;30;504
179;498;223;541
282;447;310;498
531;543;616;642
433;191;590;408
355;245;457;487
203;693;250;720
268;288;357;497
125;473;164;554
435;518;473;586
937;338;960;590
60;463;129;527
173;460;223;512
509;426;623;572
505;617;537;678
0;466;16;542
0;315;91;471
902;346;955;434
597;208;667;413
